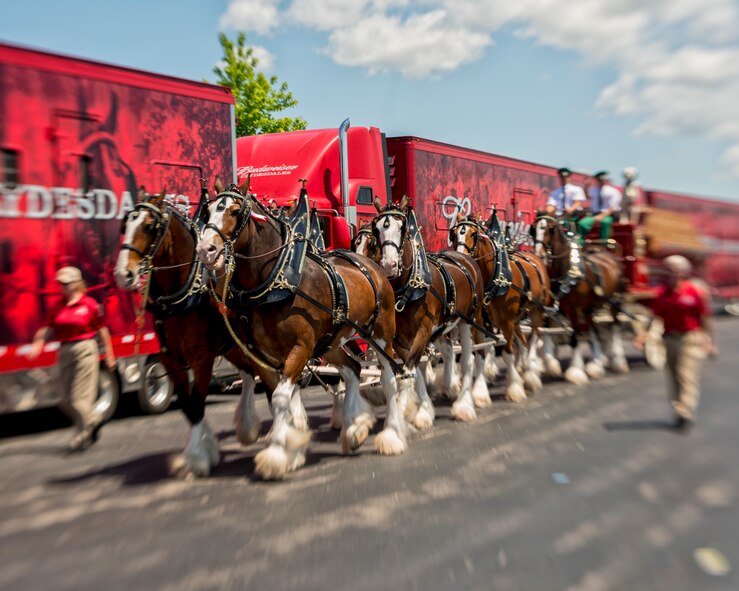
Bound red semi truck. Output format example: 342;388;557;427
236;123;739;312
0;43;236;417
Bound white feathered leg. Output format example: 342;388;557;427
451;325;477;422
413;366;436;430
338;366;375;454
254;377;311;480
471;350;492;408
436;337;460;400
609;324;630;373
503;350;527;402
374;345;407;456
542;333;562;378
179;419;219;478
522;332;543;393
585;327;606;379
483;344;499;383
565;338;589;385
234;371;261;445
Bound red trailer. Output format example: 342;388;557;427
0;43;236;417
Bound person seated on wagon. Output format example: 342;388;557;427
545;167;586;226
577;170;622;242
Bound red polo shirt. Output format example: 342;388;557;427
47;294;104;343
651;281;708;334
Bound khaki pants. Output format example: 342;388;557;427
663;331;707;420
58;339;100;434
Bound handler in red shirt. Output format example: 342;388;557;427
28;267;116;451
636;255;717;430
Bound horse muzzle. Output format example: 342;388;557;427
196;239;225;271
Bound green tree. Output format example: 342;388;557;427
210;32;308;136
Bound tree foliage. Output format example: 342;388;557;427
210;32;307;136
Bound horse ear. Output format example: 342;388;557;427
456;210;464;223
238;178;250;195
373;196;384;212
214;177;224;195
154;190;166;205
398;195;410;211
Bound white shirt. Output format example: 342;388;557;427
547;183;586;215
588;184;622;213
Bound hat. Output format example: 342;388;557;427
593;170;609;180
56;266;82;284
557;167;572;178
663;255;692;277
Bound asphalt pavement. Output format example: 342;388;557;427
1;319;737;591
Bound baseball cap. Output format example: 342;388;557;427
56;266;82;284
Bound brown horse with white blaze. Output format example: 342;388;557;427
450;212;552;402
369;196;487;424
114;189;262;477
532;215;629;383
196;180;405;480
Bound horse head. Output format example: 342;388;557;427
372;195;410;278
450;212;484;256
352;221;378;260
114;188;168;290
531;214;570;270
196;177;252;271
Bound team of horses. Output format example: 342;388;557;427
114;180;628;480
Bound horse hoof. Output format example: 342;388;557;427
236;425;261;446
413;407;434;430
175;453;211;478
565;367;589;385
254;446;290;480
289;450;306;471
451;400;477;422
544;357;563;378
523;370;543;393
341;423;369;453
585;362;605;380
375;429;406;455
472;381;492;408
611;360;630;374
504;383;527;403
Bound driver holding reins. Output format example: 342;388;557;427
545;167;586;219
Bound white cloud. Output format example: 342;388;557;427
286;0;370;31
326;11;491;78
219;0;281;35
218;0;739;175
250;45;275;71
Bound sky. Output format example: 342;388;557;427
2;0;739;202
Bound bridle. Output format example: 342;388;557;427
372;208;407;262
204;189;255;247
120;201;172;263
450;218;484;256
351;224;376;256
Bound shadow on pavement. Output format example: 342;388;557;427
602;419;676;431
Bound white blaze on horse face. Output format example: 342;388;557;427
376;215;404;277
114;210;148;290
355;234;371;258
534;219;547;259
196;197;231;271
454;226;470;254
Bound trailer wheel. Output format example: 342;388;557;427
93;366;120;423
137;359;173;414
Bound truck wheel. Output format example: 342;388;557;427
137;359;173;414
93;366;120;423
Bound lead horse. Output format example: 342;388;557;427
450;211;552;401
196;180;406;480
365;196;487;424
114;188;262;477
532;215;629;383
